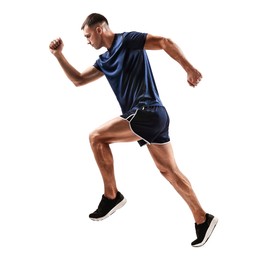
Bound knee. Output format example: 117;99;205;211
89;129;102;147
160;166;190;188
158;164;179;179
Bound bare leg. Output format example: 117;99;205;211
147;142;206;224
89;117;139;199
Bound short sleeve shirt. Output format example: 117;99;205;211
94;31;163;113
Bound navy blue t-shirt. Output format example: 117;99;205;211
94;31;163;114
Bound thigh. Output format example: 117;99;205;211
92;116;140;143
147;142;178;171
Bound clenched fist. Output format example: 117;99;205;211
49;37;63;54
187;69;202;87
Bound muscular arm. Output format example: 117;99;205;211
56;54;103;87
49;38;103;87
144;34;202;87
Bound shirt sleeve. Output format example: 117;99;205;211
93;61;102;71
123;31;148;50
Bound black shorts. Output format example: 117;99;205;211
121;106;170;147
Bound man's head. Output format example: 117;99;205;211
81;13;108;29
81;13;110;50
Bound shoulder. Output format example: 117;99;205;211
122;31;148;40
121;31;148;49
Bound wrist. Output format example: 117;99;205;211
184;64;196;74
54;51;64;60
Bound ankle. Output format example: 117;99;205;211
104;190;118;200
195;212;207;225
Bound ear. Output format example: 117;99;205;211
96;26;103;35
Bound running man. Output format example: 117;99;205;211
49;13;218;247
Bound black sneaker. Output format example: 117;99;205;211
89;191;127;221
191;213;218;247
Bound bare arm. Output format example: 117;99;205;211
144;34;202;87
49;38;103;87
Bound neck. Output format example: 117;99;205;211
103;31;115;49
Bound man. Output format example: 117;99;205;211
49;13;218;247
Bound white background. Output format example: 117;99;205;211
0;0;259;259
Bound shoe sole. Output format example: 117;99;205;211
89;198;127;221
192;216;218;247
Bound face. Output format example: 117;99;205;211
83;25;103;50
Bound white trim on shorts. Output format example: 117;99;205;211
150;141;171;145
121;109;151;145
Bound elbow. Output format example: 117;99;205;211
161;37;173;49
72;76;87;87
73;81;82;87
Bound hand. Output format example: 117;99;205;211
187;69;202;87
49;37;64;54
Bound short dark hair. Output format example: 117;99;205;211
81;13;108;30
